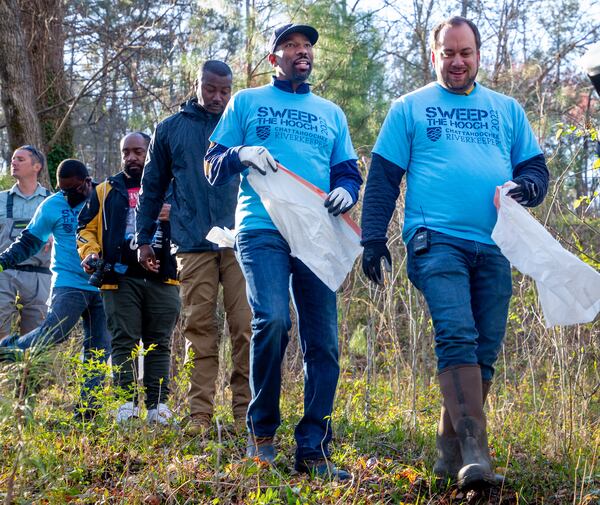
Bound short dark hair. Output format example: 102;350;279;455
56;159;89;180
430;16;481;51
201;60;232;78
16;145;45;169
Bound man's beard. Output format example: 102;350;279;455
292;66;311;83
124;164;143;183
292;70;311;82
291;57;312;83
444;75;476;93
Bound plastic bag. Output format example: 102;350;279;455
246;164;362;291
491;184;600;327
206;226;235;248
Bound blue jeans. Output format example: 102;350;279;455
236;229;339;462
0;286;111;400
406;230;512;381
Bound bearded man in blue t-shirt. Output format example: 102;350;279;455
204;23;362;480
361;16;549;490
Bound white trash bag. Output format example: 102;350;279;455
491;183;600;327
206;226;235;249
245;164;362;292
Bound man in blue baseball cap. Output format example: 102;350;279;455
204;22;362;480
268;23;318;54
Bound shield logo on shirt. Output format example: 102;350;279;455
427;127;442;142
256;125;271;140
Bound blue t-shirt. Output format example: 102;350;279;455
373;82;543;245
27;193;96;292
210;83;357;231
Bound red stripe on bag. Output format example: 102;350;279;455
276;163;362;236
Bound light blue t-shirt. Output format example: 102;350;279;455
373;82;543;245
210;83;357;231
27;193;96;292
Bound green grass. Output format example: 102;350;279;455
0;332;598;505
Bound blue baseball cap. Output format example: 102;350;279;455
269;23;319;54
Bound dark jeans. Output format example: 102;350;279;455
406;230;512;381
102;276;180;408
236;229;339;462
0;286;111;401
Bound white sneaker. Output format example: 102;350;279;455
147;403;175;425
113;401;139;423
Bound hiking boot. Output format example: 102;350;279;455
113;401;140;423
438;365;497;490
184;413;212;436
295;458;352;481
246;436;276;465
147;403;175;425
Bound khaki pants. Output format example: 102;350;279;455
177;249;251;419
0;270;50;338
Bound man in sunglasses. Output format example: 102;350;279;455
0;145;52;338
0;159;110;417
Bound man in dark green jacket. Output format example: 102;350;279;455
78;132;180;425
136;61;251;435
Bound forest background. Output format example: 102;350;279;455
0;0;599;504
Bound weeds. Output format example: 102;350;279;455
0;199;598;503
0;315;597;504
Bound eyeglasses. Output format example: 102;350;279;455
60;178;91;196
17;145;45;168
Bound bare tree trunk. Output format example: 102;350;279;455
18;0;73;185
413;0;436;86
245;0;255;88
0;0;46;183
461;0;469;17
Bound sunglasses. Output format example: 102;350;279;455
60;178;91;196
17;145;45;167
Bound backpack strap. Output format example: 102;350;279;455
6;187;51;220
6;192;14;219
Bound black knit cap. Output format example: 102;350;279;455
268;23;318;54
56;159;89;180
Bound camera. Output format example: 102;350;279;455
87;258;112;288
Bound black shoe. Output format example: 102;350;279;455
295;458;352;481
74;407;98;422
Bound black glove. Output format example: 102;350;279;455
362;240;392;285
507;178;538;205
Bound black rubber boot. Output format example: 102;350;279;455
438;365;496;490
